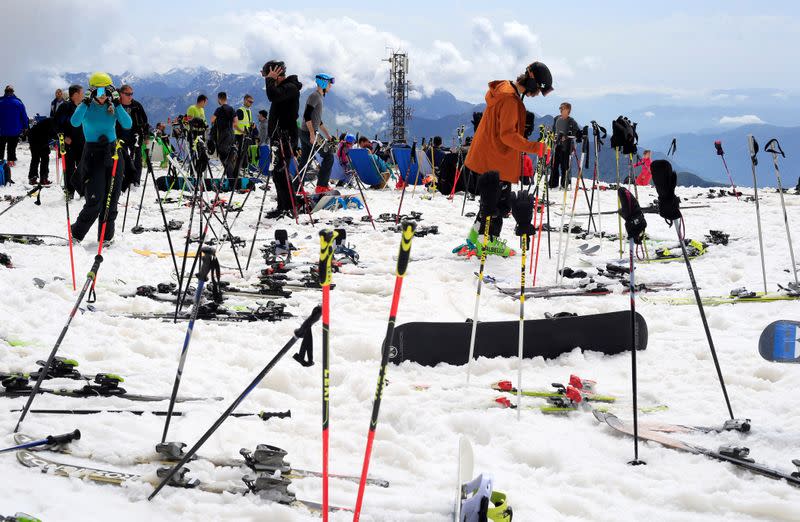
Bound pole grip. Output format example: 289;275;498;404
257;410;292;421
318;230;335;287
747;134;758;163
46;429;81;445
294;305;322;339
396;222;417;277
88;255;103;280
196;246;216;282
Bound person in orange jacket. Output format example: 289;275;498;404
634;150;652;185
463;61;552;256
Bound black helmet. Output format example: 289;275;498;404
262;60;286;76
522;62;553;96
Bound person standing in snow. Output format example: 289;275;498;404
50;88;65;118
69;72;132;244
634;150;652;186
55;84;85;198
298;73;335;193
116;84;149;188
0;85;29;169
464;62;552;257
27;115;56;185
261;60;302;218
187;94;208;124
210;91;238;184
549;102;581;190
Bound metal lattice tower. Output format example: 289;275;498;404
385;51;411;143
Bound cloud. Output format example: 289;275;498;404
644;111;655;117
718;114;765;125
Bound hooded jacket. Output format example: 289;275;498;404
265;75;302;144
465;81;544;183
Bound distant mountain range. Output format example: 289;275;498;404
60;68;798;188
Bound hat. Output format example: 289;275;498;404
525;62;553;96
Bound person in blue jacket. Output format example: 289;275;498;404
70;72;132;244
0;85;29;170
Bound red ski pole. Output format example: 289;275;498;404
352;222;416;521
58;134;76;291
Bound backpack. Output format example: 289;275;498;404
0;160;8;186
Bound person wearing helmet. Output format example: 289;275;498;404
298;73;335;194
69;72;132;244
463;61;552;257
261;60;302;218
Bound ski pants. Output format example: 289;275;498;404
28;145;50;182
0;136;19;162
475;178;512;237
71;141;125;242
64;141;83;196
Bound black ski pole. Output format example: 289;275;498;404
319;229;336;518
14;255;103;432
133;138;157;230
121;147;133;234
161;247;216;443
148;306;321;501
12;409;291;421
352;222;416;520
245;178;270;271
651;160;736;421
747;134;768;294
618;187;646;466
0;185;42;219
1;430;80;454
173;144;206;321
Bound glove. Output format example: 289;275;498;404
509;190;536;237
82;90;93;106
651;159;681;222
476;171;500;216
617;187;647;243
111;88;121;106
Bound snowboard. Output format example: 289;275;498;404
759;320;800;363
389;311;647;366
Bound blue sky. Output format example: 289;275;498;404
3;0;799;118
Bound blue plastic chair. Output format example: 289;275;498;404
347;148;383;186
392;146;421;184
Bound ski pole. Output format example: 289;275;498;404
764;138;798;288
516;232;527;419
12;409;291;420
411;138;423;198
714;141;740;200
747;135;768;294
319;229;336;520
0;430;80;454
148;306;322;501
466;213;491;386
144;140;179;279
57;134;76;291
121;151;132;233
0;185;42;219
14;255;103;432
532;199;545;286
394;142;417;224
352;223;416;520
558;135;589;284
554;151;571;283
277;136;299;224
615;148;623;258
161;247;217;443
350;162;377;230
245;177;270;271
133;138;156;229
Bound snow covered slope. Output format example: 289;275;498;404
1;149;799;521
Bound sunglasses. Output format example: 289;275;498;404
122;91;133;96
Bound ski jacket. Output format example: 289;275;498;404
634;156;652;185
117;99;149;144
55;102;84;145
27;117;57;147
265;75;302;143
50;97;65;118
465;80;544;183
71;101;132;144
0;94;29;137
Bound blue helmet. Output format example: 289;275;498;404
345;134;356;144
315;73;335;90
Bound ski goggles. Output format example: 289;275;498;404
95;87;106;98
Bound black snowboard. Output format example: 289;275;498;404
389;311;647;366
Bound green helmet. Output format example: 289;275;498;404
89;72;113;88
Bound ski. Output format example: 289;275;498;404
645;290;800;306
1;372;221;403
14;434;388;488
491;377;617;403
758;320;800;363
594;411;799;487
16;450;352;512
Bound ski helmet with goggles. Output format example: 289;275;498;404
315;74;335;90
345;134;356;144
521;62;553;96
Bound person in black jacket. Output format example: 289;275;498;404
54;84;85;198
116;84;149;189
27;116;57;185
50;89;65;118
549;102;581;189
261;60;302;217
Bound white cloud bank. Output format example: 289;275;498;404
719;115;765;125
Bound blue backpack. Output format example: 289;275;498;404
0;160;8;186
